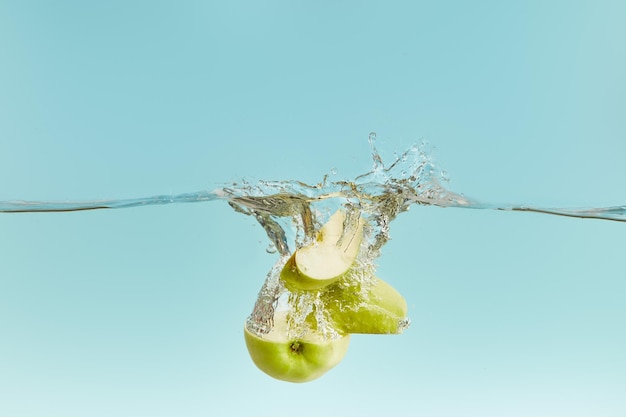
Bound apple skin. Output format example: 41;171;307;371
244;326;350;383
321;277;409;334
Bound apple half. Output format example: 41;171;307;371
322;277;409;334
244;314;350;383
280;209;365;291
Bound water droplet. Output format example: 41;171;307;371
368;132;384;170
266;243;277;254
397;317;411;333
330;167;338;175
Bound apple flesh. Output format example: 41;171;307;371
321;277;409;334
244;314;350;383
280;209;365;291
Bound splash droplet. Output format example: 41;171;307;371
368;132;384;170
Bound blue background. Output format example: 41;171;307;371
1;1;625;416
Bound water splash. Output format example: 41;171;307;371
0;135;623;225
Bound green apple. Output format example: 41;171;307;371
280;209;365;291
244;313;350;383
321;277;409;334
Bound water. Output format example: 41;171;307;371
1;136;624;318
2;133;623;380
1;134;624;223
1;137;623;251
2;188;624;221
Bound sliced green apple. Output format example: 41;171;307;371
280;209;365;291
322;277;409;334
244;313;350;383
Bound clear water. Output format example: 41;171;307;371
2;133;624;365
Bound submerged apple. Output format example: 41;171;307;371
244;313;350;383
280;209;365;291
247;208;409;382
321;277;409;334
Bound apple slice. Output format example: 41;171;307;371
322;277;409;334
281;209;365;291
244;313;350;383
